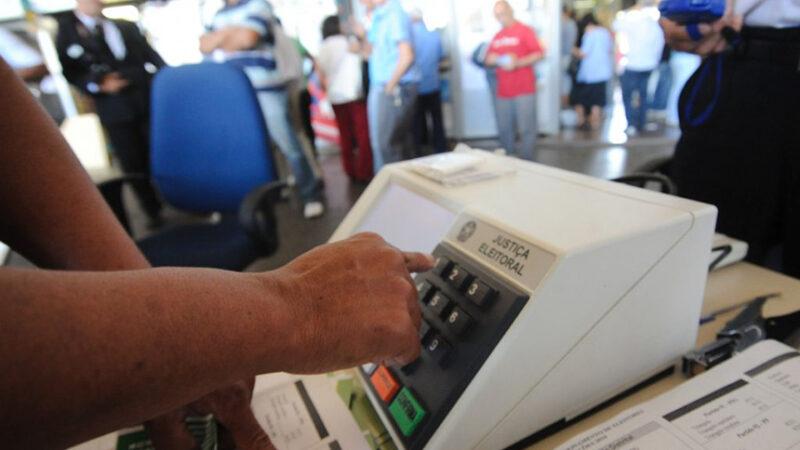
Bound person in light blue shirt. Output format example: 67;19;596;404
570;13;613;130
354;0;420;172
410;9;447;153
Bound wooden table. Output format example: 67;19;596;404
527;262;800;449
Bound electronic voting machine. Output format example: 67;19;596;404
329;149;717;449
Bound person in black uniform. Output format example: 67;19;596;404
660;5;800;278
56;0;164;226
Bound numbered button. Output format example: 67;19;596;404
446;265;473;292
432;256;453;277
425;334;452;366
419;320;433;341
465;279;496;308
416;280;434;303
445;306;473;336
426;292;451;318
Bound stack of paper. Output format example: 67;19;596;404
557;340;800;450
408;144;515;187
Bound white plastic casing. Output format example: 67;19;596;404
332;151;717;450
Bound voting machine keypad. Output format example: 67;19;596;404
361;243;530;449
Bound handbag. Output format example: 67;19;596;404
567;56;581;77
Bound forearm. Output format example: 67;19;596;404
200;31;227;54
349;38;372;60
0;266;293;448
15;64;48;83
208;28;261;53
0;59;146;270
517;51;544;67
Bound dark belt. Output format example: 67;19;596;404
735;26;800;69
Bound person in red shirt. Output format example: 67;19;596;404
486;1;545;160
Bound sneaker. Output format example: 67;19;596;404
303;201;325;219
625;125;638;136
643;122;659;132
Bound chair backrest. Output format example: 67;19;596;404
150;63;276;213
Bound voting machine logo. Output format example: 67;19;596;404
458;221;477;243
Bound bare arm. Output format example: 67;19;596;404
384;41;414;93
1;238;431;448
0;59;147;271
514;50;545;67
0;57;432;448
349;21;373;60
200;28;261;54
14;63;48;82
351;39;373;60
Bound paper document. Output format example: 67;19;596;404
252;371;391;450
408;144;515;187
557;340;800;450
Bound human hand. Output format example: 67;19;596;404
146;378;274;450
659;6;742;57
266;233;434;373
502;53;517;71
99;72;130;94
351;19;367;40
485;52;499;67
199;32;222;54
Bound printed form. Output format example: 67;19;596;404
558;340;800;450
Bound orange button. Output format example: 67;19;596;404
370;365;401;403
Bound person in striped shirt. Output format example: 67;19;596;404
201;0;325;219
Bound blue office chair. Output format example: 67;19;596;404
99;63;283;270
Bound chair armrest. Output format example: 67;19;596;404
238;181;287;256
96;173;150;235
612;173;677;195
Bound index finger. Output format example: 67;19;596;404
404;251;434;273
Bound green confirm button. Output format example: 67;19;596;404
389;387;426;436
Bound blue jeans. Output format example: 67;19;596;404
620;69;653;130
650;61;673;111
495;93;537;161
256;89;321;202
368;83;418;173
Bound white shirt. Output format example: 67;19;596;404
316;35;363;104
74;10;126;61
613;7;664;71
735;0;800;27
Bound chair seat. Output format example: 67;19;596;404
138;215;263;271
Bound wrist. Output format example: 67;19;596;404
246;270;309;373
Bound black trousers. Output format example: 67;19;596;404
672;26;800;277
414;91;447;154
104;117;163;220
